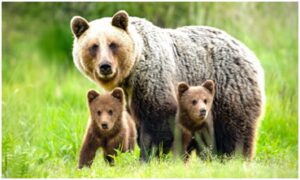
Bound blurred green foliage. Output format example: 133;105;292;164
2;2;298;178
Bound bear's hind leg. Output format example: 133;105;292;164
243;126;256;161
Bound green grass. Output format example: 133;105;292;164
2;2;298;178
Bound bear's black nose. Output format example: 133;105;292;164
99;63;112;75
200;108;206;116
101;123;108;129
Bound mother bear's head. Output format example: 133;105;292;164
70;10;138;90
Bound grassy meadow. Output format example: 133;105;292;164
2;2;298;178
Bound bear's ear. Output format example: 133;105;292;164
87;90;99;103
177;82;190;97
111;87;124;103
112;10;129;31
71;16;89;38
202;80;215;95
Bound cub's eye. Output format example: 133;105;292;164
97;110;101;116
109;42;118;53
192;100;197;105
204;99;208;104
108;110;113;116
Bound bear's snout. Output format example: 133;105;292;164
101;123;109;130
99;63;112;76
199;108;207;116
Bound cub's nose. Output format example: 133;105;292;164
99;63;112;75
200;108;207;116
101;123;108;129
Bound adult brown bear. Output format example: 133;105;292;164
70;10;265;161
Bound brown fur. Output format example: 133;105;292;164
176;80;216;162
78;88;136;169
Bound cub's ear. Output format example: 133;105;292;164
202;80;215;95
87;90;99;103
71;16;89;38
111;87;124;103
112;10;129;31
177;82;190;97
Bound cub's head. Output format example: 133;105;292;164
177;80;215;122
87;88;125;132
71;10;136;90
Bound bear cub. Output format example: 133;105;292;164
78;88;137;169
176;80;216;162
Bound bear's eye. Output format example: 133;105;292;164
109;42;118;53
90;44;99;56
97;110;101;116
108;110;113;116
192;100;197;105
204;99;208;104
